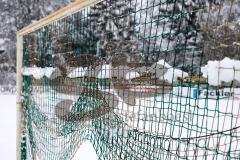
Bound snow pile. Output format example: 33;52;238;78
125;72;140;80
163;68;188;82
66;65;112;79
97;65;111;79
157;59;171;68
0;39;5;45
0;95;16;160
68;60;188;82
201;57;240;86
158;60;188;82
22;67;56;79
67;67;86;78
21;60;189;83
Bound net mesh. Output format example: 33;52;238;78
20;0;240;159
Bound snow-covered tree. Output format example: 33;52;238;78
198;0;240;62
133;0;204;74
89;0;145;63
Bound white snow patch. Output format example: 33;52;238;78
0;39;4;45
68;65;112;79
125;72;140;80
157;59;188;82
162;68;188;82
0;95;16;160
22;67;56;79
67;67;86;78
97;64;111;78
201;57;240;86
157;59;171;69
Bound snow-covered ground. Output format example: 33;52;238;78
2;89;240;159
21;57;240;159
29;85;240;159
0;94;97;160
0;95;16;160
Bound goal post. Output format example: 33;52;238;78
16;0;240;159
17;0;103;37
16;1;103;159
16;34;23;160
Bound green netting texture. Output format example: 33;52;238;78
20;0;240;159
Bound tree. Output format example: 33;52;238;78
199;0;240;62
153;0;202;74
89;0;144;63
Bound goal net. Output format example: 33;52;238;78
18;0;240;159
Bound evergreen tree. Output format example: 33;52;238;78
199;0;240;63
165;1;202;74
89;0;145;63
135;0;203;74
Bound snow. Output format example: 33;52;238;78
22;67;56;79
162;68;188;82
117;91;240;135
66;64;112;79
0;94;98;160
116;92;240;158
20;60;189;85
0;39;4;45
3;83;240;159
0;95;16;160
67;59;188;83
67;67;86;78
158;59;189;82
157;59;171;68
97;64;111;78
125;72;140;80
72;141;97;160
201;57;240;86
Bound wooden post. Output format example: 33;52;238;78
17;0;102;36
16;35;23;160
16;0;103;159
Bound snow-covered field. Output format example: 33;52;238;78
20;57;240;159
29;85;240;159
1;90;240;159
0;94;98;160
0;95;16;160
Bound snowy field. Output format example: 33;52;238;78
30;86;240;159
1;92;240;159
0;95;16;160
0;94;97;160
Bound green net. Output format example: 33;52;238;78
20;0;240;159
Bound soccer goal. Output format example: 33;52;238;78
17;0;240;159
